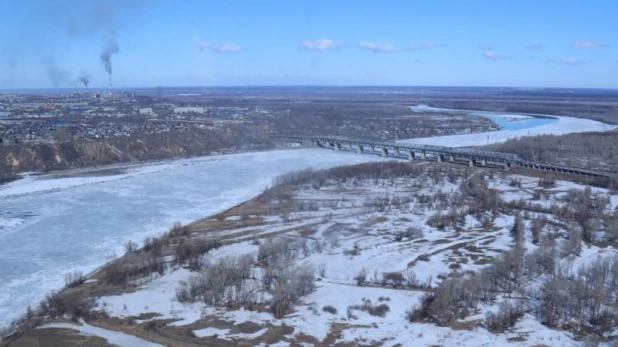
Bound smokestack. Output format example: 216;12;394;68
100;39;119;95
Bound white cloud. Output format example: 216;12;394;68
559;58;590;66
482;50;514;61
302;39;341;51
524;43;544;50
197;41;244;53
571;41;609;49
407;42;447;51
358;41;396;53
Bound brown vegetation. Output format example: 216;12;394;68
487;130;618;172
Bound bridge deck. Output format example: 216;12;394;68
275;135;616;179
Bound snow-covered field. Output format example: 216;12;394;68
400;105;614;147
91;168;618;346
0;149;387;328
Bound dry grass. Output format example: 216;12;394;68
189;216;266;232
8;327;114;347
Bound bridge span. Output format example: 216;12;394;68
275;135;615;179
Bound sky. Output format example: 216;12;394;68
0;0;617;89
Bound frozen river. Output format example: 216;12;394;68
0;150;385;327
400;105;614;147
0;108;613;328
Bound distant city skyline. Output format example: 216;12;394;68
1;0;617;89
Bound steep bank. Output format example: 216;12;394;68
0;127;274;175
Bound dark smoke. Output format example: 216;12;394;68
43;57;70;88
78;72;90;88
100;39;119;86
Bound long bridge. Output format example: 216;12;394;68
275;135;615;179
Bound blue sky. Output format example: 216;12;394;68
1;0;617;89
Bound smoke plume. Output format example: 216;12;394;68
100;39;119;87
78;72;90;89
43;57;70;88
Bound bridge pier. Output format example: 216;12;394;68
469;159;475;167
420;151;427;160
480;159;487;166
503;162;511;171
357;145;363;154
334;143;341;151
394;148;400;157
408;151;415;161
449;155;455;162
437;154;443;163
381;148;388;157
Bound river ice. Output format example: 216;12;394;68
401;105;614;147
0;149;386;328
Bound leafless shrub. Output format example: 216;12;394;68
531;215;547;245
395;226;424;241
312;239;324;253
485;300;524;333
382;272;404;287
124;240;139;254
348;298;390;317
258;237;295;265
406;293;436;322
269;263;316;318
174;238;221;268
102;252;166;285
511;213;525;249
428;207;467;230
318;263;327;278
404;271;420;287
182;254;255;305
538;177;556;188
40;290;95;322
535;256;618;336
143;235;165;255
170;222;190;237
175;284;191;303
354;268;367;285
509;178;521;188
64;270;85;288
343;248;360;256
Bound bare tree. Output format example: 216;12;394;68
354;268;368;285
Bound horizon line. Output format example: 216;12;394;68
2;85;618;92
